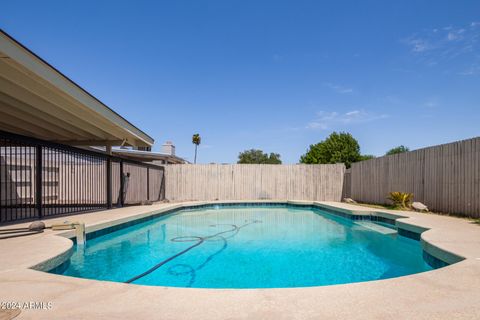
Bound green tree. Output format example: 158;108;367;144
237;149;282;164
299;132;362;168
359;154;375;161
385;145;410;156
192;133;201;164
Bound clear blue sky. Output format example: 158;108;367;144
1;1;479;163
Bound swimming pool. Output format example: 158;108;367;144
50;204;440;288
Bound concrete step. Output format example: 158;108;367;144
356;221;397;235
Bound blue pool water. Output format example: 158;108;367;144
51;205;435;288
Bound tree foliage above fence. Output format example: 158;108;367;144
300;132;362;168
238;149;282;164
385;145;410;156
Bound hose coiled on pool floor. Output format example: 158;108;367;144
124;220;261;284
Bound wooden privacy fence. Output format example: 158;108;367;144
165;164;345;202
342;169;352;199
350;137;480;218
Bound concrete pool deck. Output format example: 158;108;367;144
0;201;479;319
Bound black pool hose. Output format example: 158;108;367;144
125;236;205;283
124;220;261;283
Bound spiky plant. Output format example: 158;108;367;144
387;192;414;209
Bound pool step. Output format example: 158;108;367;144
356;221;397;235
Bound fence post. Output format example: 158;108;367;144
119;160;124;207
35;145;42;219
106;157;112;209
146;167;150;201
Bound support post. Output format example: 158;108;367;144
35;145;42;219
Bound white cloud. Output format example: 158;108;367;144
345;110;360;116
402;22;480;71
403;38;431;53
446;28;464;41
324;83;354;94
306;110;388;130
446;32;458;41
458;63;480;76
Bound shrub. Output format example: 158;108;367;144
387;192;413;209
386;145;410;156
238;149;282;164
299;132;361;168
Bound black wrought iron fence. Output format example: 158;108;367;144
0;130;165;225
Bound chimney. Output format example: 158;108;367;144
161;141;175;156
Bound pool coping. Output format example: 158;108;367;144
1;200;479;319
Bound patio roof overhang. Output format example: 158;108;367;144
110;148;188;164
0;30;154;148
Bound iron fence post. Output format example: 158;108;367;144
35;145;42;219
106;157;112;209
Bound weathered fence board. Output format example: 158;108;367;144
165;164;345;202
350;137;480;218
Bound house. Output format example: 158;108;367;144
0;29;166;224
